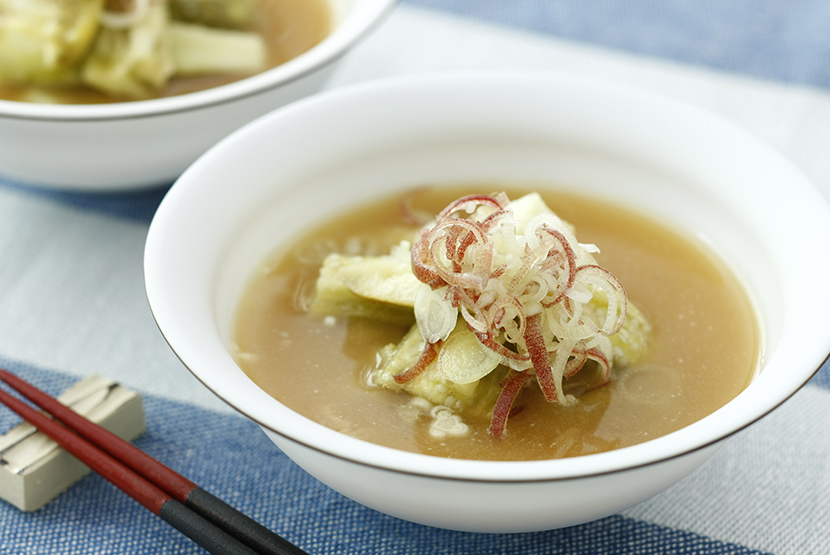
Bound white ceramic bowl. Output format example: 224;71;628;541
0;0;395;191
144;71;830;533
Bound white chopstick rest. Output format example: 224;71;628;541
0;375;146;511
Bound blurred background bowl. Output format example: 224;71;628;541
144;71;830;532
0;0;396;191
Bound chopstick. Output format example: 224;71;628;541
0;369;309;555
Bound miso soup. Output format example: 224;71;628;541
0;0;331;103
233;187;760;461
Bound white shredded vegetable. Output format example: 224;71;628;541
408;192;628;435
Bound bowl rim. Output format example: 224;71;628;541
145;69;830;483
0;0;397;123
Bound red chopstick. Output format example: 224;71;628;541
0;369;308;555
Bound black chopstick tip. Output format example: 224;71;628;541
187;487;311;555
160;499;260;555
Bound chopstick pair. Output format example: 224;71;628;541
0;369;308;555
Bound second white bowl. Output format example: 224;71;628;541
0;0;396;191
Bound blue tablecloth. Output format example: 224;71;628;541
2;2;830;553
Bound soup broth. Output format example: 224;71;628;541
0;0;330;104
233;187;760;461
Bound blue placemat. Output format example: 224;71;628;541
403;0;830;89
0;178;170;223
0;359;783;555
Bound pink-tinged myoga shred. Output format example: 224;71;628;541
395;193;631;437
